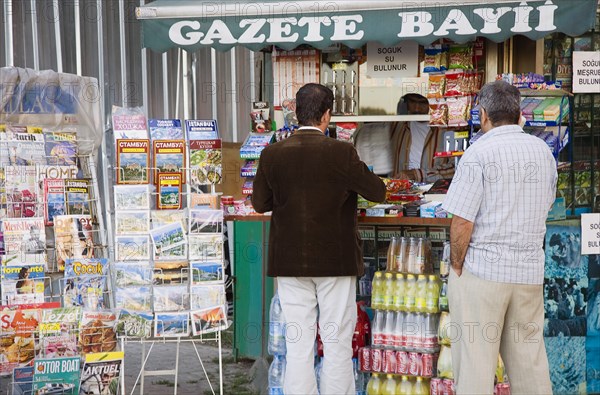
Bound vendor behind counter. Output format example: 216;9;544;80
355;93;455;183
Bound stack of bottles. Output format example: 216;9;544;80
367;374;430;395
268;294;286;395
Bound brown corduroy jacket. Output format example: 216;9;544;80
252;128;386;278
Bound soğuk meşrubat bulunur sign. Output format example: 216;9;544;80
572;51;600;94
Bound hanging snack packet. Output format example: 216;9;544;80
449;44;473;70
440;44;450;71
424;46;442;73
336;122;358;143
427;74;446;99
444;71;464;97
447;96;470;127
429;99;448;126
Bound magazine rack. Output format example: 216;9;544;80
102;108;228;395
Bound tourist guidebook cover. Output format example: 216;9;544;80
185;119;219;140
156;173;182;210
111;107;148;140
153;140;186;184
80;351;124;395
189;139;222;185
32;356;80;395
116;139;150;184
113;185;150;210
44;130;78;166
64;179;92;216
43;178;66;226
150;221;187;254
149;119;184;140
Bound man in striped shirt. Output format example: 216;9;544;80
442;80;557;395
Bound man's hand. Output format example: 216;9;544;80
451;264;462;277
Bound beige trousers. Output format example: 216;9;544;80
448;268;553;395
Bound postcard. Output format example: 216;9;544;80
114;185;150;210
190;261;224;285
115;210;150;235
190;284;226;311
115;286;151;311
114;262;153;287
154;312;190;338
191;305;229;336
149;222;186;253
189;209;223;234
189;234;223;261
115;235;151;261
116;310;153;338
152;285;189;312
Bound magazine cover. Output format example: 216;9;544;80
115;286;151;311
153;140;186;183
115;210;150;235
114;185;150;210
43;178;65;226
64;179;92;216
151;210;187;231
79;311;118;353
156;173;182;210
116;310;153;338
189;234;223;261
11;366;34;395
190;193;219;209
111;107;148;140
153;260;188;285
36;164;80;181
80;351;124;395
44;131;78;166
0;308;40;376
116;139;150;184
189;139;222;185
54;215;94;271
39;308;82;357
1;217;47;267
115;235;151;261
191;305;229;336
1;264;45;305
154;312;190;337
152;285;189;312
190;261;224;285
190;284;226;311
114;262;152;287
4;165;41;218
185;119;219;140
189;209;223;234
32;356;80;395
6;131;46;165
149;222;186;254
64;258;108;278
149;119;184;140
61;276;107;310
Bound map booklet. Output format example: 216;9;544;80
149;119;184;140
115;139;150;184
153;140;186;184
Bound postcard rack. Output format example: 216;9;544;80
101;107;228;395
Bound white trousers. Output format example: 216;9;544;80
277;276;357;395
448;268;552;395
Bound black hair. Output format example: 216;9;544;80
295;83;334;126
478;80;521;126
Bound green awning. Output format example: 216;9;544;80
137;0;599;52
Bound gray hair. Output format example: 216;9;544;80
478;80;521;126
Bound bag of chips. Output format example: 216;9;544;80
429;99;448;126
427;74;446;99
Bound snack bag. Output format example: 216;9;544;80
444;71;465;97
429;99;448;126
427;74;446;99
447;96;470;127
449;44;473;70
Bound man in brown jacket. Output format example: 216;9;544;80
252;83;386;395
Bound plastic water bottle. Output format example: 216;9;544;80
404;274;416;312
397;375;414;395
414;376;429;395
269;294;286;356
381;374;398;395
382;272;395;310
366;373;382;395
372;272;384;309
425;275;440;313
415;275;428;312
316;357;323;394
371;309;384;347
353;358;365;394
268;355;286;394
392;273;405;311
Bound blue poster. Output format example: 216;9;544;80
545;337;586;394
587;336;600;394
545;223;589;279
